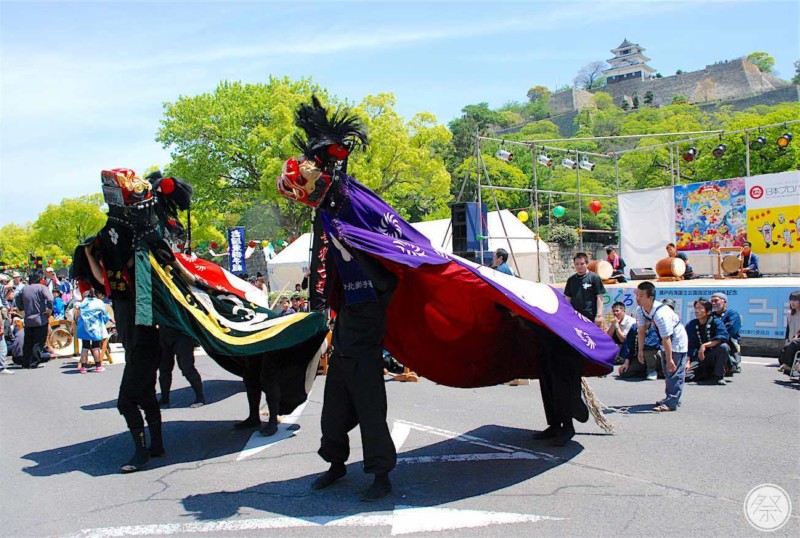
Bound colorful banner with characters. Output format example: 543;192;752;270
745;171;800;254
674;178;747;251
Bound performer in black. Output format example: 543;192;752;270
77;169;192;473
530;322;589;446
277;97;396;501
563;252;606;327
158;326;205;408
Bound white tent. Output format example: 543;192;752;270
267;209;551;290
266;233;312;293
410;210;551;283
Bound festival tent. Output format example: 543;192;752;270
410;210;551;283
267;210;551;290
266;233;312;293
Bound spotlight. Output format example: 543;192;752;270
537;154;553;167
682;147;698;162
750;136;767;150
579;160;595;171
712;144;727;158
777;133;793;148
561;158;577;169
495;149;514;162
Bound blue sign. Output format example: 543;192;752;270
227;227;246;274
601;285;796;339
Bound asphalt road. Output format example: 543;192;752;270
0;351;798;537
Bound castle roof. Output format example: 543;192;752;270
611;38;646;54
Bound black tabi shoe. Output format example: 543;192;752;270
311;463;346;490
531;426;559;440
551;423;575;447
121;428;150;473
360;473;392;502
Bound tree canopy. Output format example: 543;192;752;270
746;52;775;73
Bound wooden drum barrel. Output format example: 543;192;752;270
656;257;686;278
588;260;613;280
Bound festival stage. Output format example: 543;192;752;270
554;276;799;354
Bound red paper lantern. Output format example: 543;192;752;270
47;260;53;265
210;242;218;250
589;200;603;215
62;258;68;264
248;241;256;248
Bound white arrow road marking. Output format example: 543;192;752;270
62;506;563;537
393;419;560;463
391;420;411;451
236;400;309;461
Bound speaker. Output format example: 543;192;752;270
629;267;656;280
451;202;488;253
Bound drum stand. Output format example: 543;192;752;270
711;247;745;279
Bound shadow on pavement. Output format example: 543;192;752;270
773;379;800;390
79;379;245;411
181;424;582;521
21;419;254;477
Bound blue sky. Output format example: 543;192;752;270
1;0;797;226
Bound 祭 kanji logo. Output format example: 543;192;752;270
749;185;764;200
744;483;792;531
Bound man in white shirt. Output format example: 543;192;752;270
634;281;688;412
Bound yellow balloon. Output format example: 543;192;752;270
261;240;269;247
518;210;529;223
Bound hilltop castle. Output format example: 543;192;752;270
514;39;799;136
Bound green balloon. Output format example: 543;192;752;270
553;205;566;217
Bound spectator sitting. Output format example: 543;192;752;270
291;294;308;313
295;283;303;292
778;291;800;378
606;246;627;282
489;248;515;276
685;298;729;385
729;241;761;278
607;301;635;349
278;298;295;317
666;242;694;280
711;292;741;376
52;290;66;320
618;321;662;380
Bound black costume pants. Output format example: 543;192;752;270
318;349;396;475
241;356;282;420
538;340;586;428
159;327;202;399
115;299;161;430
22;325;48;368
779;339;800;368
686;344;728;381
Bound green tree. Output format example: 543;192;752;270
643;90;654;106
446;102;509;170
746;51;775;73
792;60;800;84
158;78;452;238
0;223;33;265
30;194;106;258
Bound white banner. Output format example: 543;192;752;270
618;188;675;276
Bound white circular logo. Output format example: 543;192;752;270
744;483;792;532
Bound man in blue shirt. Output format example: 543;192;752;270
686;298;729;385
490;248;515;276
711;292;741;374
729;241;761;278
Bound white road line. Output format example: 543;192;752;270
741;360;774;365
399;452;545;464
62;506;564;537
